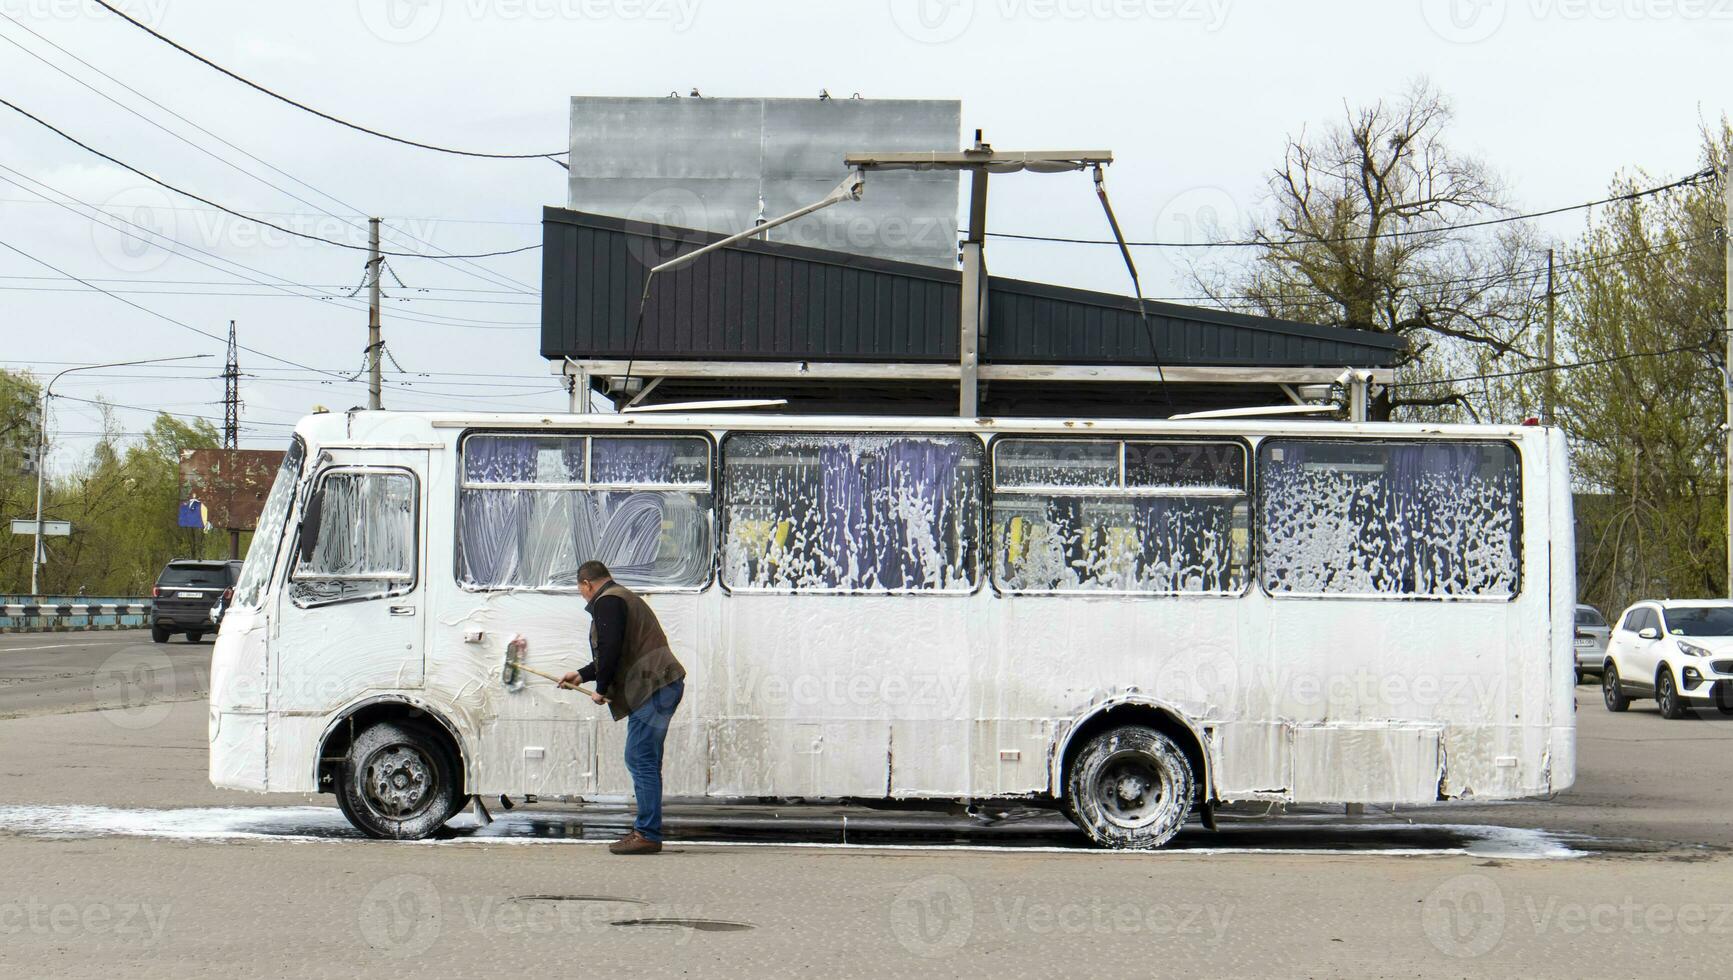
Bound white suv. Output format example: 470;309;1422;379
1603;600;1733;718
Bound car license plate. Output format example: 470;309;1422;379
177;591;202;599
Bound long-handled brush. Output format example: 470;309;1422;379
500;634;600;697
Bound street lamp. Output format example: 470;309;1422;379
29;354;213;596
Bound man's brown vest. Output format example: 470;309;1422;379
590;581;685;721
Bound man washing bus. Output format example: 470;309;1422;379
559;561;686;855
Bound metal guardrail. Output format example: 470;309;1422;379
2;602;149;617
0;596;151;633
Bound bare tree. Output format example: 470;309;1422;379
1198;80;1544;420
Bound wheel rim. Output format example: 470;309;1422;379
1659;675;1676;714
1604;669;1619;707
1092;749;1177;831
362;742;437;820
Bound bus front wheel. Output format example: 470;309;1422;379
336;720;462;840
1065;726;1195;849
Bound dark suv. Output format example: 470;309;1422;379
151;559;242;643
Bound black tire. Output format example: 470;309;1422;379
1575;668;1585;685
1656;669;1690;720
185;631;204;643
150;625;168;644
1065;726;1195;850
335;721;461;840
1603;664;1630;712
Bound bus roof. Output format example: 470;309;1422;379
290;409;1546;447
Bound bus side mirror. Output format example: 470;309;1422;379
297;488;325;567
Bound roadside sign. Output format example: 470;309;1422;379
9;519;71;536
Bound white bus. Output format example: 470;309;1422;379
208;410;1576;848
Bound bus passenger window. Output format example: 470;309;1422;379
1257;439;1521;598
290;469;417;606
456;434;713;592
991;439;1247;595
720;433;982;593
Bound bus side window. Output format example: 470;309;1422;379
720;432;982;593
1257;439;1521;598
455;433;713;592
290;468;417;607
990;438;1247;595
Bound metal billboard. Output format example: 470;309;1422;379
568;96;960;268
178;449;285;531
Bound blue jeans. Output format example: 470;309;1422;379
623;679;683;841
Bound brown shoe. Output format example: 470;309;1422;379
608;831;662;855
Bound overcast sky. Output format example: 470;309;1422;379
2;0;1726;472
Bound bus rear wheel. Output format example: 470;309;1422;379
336;720;461;840
1065;726;1194;850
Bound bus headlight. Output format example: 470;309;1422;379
1677;640;1711;658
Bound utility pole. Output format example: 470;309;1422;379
846;136;1112;418
30;386;45;595
222;320;242;559
27;355;212;596
1544;248;1556;426
368;217;383;411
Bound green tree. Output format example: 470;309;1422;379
1551;126;1729;614
1198;79;1544;421
0;370;227;596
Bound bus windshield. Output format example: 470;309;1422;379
232;437;304;609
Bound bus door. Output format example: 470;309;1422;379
272;450;429;715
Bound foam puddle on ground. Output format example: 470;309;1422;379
0;803;1591;858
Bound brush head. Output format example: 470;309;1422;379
501;635;528;690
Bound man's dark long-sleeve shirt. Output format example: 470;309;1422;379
576;592;628;696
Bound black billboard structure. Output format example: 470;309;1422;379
540;205;1402;419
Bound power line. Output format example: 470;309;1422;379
0;234;354;380
0;164;537;330
1388;335;1723;390
991;168;1718;248
88;0;567;162
0;96;540;259
0;13;540;293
